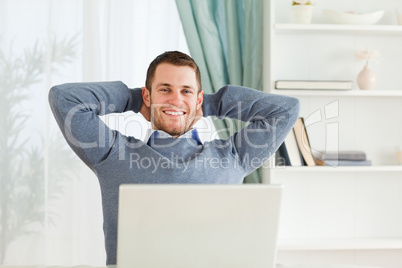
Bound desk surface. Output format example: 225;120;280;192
0;264;383;268
0;265;116;268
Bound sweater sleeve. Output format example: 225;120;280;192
48;81;143;169
202;85;300;173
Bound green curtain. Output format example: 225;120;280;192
175;0;263;183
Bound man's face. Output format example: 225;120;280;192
143;63;203;138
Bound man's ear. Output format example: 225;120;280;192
142;87;151;107
196;90;203;110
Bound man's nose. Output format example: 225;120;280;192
167;91;183;106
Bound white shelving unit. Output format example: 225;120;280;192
278;238;402;251
263;1;402;267
271;89;402;97
272;165;402;173
275;23;402;35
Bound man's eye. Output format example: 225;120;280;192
160;88;169;92
183;90;192;94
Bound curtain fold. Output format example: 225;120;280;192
243;0;263;89
225;0;243;86
175;0;264;183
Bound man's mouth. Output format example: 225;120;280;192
163;110;186;116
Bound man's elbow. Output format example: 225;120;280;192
293;97;301;118
48;85;60;111
286;96;301;125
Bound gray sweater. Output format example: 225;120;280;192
48;81;300;265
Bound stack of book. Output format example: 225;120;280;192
276;117;318;167
315;151;372;166
276;117;372;167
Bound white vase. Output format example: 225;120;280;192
291;5;314;24
357;65;376;90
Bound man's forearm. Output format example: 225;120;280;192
49;81;142;119
201;85;300;172
202;85;300;123
48;81;143;167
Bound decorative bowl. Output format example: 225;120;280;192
322;9;384;25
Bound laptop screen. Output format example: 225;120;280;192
117;184;282;268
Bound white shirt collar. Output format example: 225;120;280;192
145;129;202;144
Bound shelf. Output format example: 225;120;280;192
275;23;402;35
278;238;402;251
270;89;402;97
272;165;402;172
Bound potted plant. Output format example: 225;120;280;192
291;0;315;24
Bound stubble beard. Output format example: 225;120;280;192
151;104;197;137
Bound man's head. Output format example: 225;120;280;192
142;51;203;138
145;51;202;93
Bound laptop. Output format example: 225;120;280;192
117;184;282;268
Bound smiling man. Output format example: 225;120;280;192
48;51;300;265
141;53;203;138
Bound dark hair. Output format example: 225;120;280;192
145;51;202;93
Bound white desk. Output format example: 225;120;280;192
0;264;383;268
0;266;114;268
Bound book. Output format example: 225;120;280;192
315;150;367;161
324;160;372;166
278;129;303;166
275;145;287;166
293;117;316;166
275;80;353;90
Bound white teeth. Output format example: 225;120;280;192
164;111;184;115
